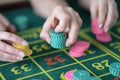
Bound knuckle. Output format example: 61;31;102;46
76;24;81;29
69;39;76;45
5;32;14;39
67;7;73;11
54;5;63;11
63;15;71;22
75;12;79;17
58;28;65;32
0;51;4;58
1;43;8;51
9;56;16;60
79;18;82;24
12;48;20;54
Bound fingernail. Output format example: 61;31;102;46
46;39;50;44
105;27;109;32
22;41;28;45
55;29;59;32
16;57;23;60
66;42;70;47
99;24;103;28
19;52;25;57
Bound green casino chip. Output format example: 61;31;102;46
14;15;28;30
109;62;120;77
73;70;90;80
50;29;67;49
85;76;100;80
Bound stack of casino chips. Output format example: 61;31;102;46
73;70;90;80
64;69;100;80
109;62;120;77
50;29;67;49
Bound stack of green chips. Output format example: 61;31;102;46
73;70;90;80
50;29;67;49
109;62;120;77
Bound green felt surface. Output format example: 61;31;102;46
0;0;120;80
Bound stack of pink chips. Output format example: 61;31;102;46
64;70;75;80
92;17;112;42
69;40;90;58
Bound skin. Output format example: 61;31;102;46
79;0;118;32
31;0;82;47
0;14;28;62
31;0;118;47
0;0;118;62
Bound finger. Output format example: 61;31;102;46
0;41;25;57
98;0;108;28
0;21;6;30
40;16;52;43
0;51;23;62
104;1;118;32
8;24;16;33
0;14;10;27
66;11;82;47
52;17;59;28
90;0;98;20
64;27;70;33
0;32;28;45
53;6;71;32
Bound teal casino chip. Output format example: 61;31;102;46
73;70;90;80
109;62;120;77
14;15;28;30
50;29;67;49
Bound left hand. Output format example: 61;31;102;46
0;13;16;32
90;0;118;32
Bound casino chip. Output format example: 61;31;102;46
69;40;90;58
14;15;28;30
73;70;90;80
50;29;66;49
12;42;32;56
96;32;112;43
109;62;120;77
64;70;75;80
91;17;104;35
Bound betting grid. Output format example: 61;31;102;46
0;21;120;80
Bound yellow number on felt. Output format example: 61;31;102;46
84;49;95;56
32;43;50;52
11;64;31;74
11;66;22;74
92;63;104;70
101;60;110;67
92;59;110;70
21;64;31;72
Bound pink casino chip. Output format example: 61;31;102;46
64;70;75;80
96;33;112;43
91;17;104;35
69;40;90;58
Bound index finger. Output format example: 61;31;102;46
0;32;28;45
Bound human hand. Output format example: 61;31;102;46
0;13;16;32
90;0;118;32
0;14;28;62
40;6;82;47
0;32;28;62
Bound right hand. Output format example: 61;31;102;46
40;6;82;47
0;13;28;62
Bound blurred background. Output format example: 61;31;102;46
0;0;27;5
